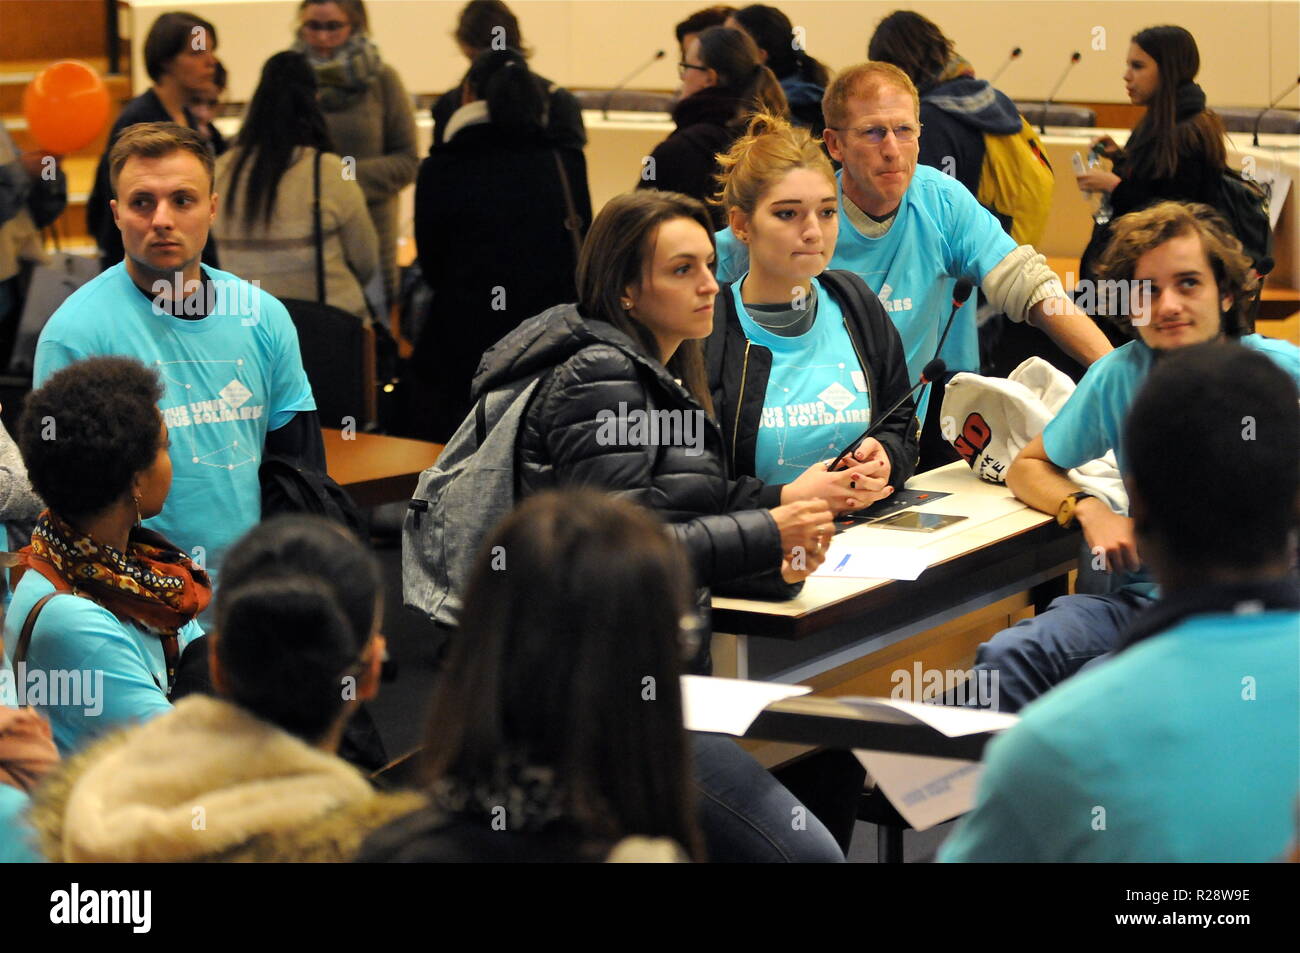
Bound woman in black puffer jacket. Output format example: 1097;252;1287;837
471;190;853;861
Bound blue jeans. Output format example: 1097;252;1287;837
691;733;846;862
969;588;1156;713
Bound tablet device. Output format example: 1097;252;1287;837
872;511;968;533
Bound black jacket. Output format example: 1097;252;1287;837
707;270;920;506
637;87;744;228
431;73;586;152
473;303;797;666
86;89;225;272
357;808;609;863
409;122;591;441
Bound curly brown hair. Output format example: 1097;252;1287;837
1096;201;1256;339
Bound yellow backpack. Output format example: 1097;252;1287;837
977;116;1055;246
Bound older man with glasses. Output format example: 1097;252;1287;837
714;62;1113;468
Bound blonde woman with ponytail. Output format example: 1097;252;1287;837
638;26;788;225
708;112;921;514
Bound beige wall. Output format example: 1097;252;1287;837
128;0;1300;109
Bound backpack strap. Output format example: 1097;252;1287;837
13;592;61;671
817;269;877;321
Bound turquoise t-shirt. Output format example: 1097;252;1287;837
940;608;1300;862
716;165;1016;417
0;785;42;862
2;570;203;756
1043;334;1300;481
34;264;316;602
732;276;872;485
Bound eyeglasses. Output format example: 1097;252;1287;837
832;123;923;144
303;19;348;32
677;62;710;78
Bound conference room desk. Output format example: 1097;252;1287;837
322;428;443;507
710;462;1080;686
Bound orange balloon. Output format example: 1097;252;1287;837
22;60;111;155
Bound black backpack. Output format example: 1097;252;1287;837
259;454;368;540
1216;169;1274;277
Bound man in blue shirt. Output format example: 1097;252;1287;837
35;123;321;602
942;341;1299;862
714;62;1113;465
977;200;1300;713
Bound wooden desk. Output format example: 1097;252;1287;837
711;463;1078;684
322;429;443;507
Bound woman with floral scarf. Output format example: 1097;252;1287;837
4;357;209;756
293;1;418;312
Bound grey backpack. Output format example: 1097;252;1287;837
402;372;546;627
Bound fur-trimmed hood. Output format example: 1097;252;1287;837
29;695;423;862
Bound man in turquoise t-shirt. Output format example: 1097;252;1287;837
942;343;1299;862
714;62;1112;437
34;123;319;605
974;201;1300;713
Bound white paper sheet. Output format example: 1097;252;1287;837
680;675;812;736
840;697;1020;830
811;542;929;580
838;696;1020;736
853;751;986;831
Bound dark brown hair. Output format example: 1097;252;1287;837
695;25;788;130
867;10;952;90
732;4;830;87
454;0;526;56
676;5;735;47
576;191;715;414
1126;26;1226;181
144;11;218;84
422;489;702;858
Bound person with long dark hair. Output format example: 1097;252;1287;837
293;0;417;310
214;52;378;320
1076;26;1229;294
726;5;830;136
407;48;591;442
28;515;421;862
456;189;853;861
639;26;788;226
361;490;700;862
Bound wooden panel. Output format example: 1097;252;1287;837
0;1;110;61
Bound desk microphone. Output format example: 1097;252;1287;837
603;49;667;119
989;46;1022;85
827;280;974;471
1039;51;1082;135
1252;75;1300;147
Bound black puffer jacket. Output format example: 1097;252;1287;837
707;270;921;505
472;304;796;667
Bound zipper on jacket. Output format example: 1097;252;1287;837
731;340;751;467
843;319;876;427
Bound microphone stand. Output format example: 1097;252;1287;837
1040;52;1081;135
1253;76;1300;147
603;50;666;120
989;47;1021;85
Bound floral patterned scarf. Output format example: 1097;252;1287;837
21;511;212;693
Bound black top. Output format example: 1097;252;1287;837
408;122;592;442
430;72;587;152
637;87;746;228
356;807;610;863
86;89;226;272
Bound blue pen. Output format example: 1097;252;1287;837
833;553;851;572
